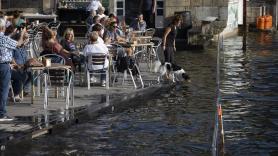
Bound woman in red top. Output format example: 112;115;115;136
41;26;78;68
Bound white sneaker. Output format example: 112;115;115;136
90;76;97;83
101;80;106;87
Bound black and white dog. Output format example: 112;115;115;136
157;62;190;83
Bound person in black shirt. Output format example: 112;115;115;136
162;15;182;64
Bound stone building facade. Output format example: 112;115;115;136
109;0;229;25
1;0;277;30
1;0;55;14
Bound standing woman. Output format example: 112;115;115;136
162;15;181;64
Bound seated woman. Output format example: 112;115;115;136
10;30;31;101
83;32;109;87
41;26;77;68
60;28;84;71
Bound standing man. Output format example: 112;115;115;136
140;0;156;28
0;18;24;121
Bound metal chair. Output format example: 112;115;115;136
48;21;61;32
86;53;109;90
39;54;66;64
151;37;162;60
38;54;73;109
27;22;50;58
148;37;162;72
145;28;156;37
44;67;74;109
111;46;144;89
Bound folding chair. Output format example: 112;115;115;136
86;53;109;90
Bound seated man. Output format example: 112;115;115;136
83;32;109;87
10;31;31;101
103;21;133;56
130;13;147;31
91;24;105;43
103;21;125;44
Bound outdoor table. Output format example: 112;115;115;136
29;63;71;104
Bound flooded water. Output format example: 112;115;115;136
4;32;278;156
222;32;278;156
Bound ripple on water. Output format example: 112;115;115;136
222;33;278;155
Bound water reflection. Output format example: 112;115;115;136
222;33;278;155
4;47;217;155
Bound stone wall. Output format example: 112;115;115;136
1;0;55;14
164;0;228;23
247;7;262;23
164;0;190;18
1;0;41;9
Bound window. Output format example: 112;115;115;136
156;0;164;16
115;0;125;17
155;0;164;28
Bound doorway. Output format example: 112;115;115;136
125;0;141;25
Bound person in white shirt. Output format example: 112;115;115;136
83;32;108;86
87;0;102;12
97;7;107;19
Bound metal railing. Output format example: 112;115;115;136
212;34;225;156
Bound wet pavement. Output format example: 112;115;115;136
0;61;163;151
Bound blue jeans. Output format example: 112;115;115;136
0;64;11;117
